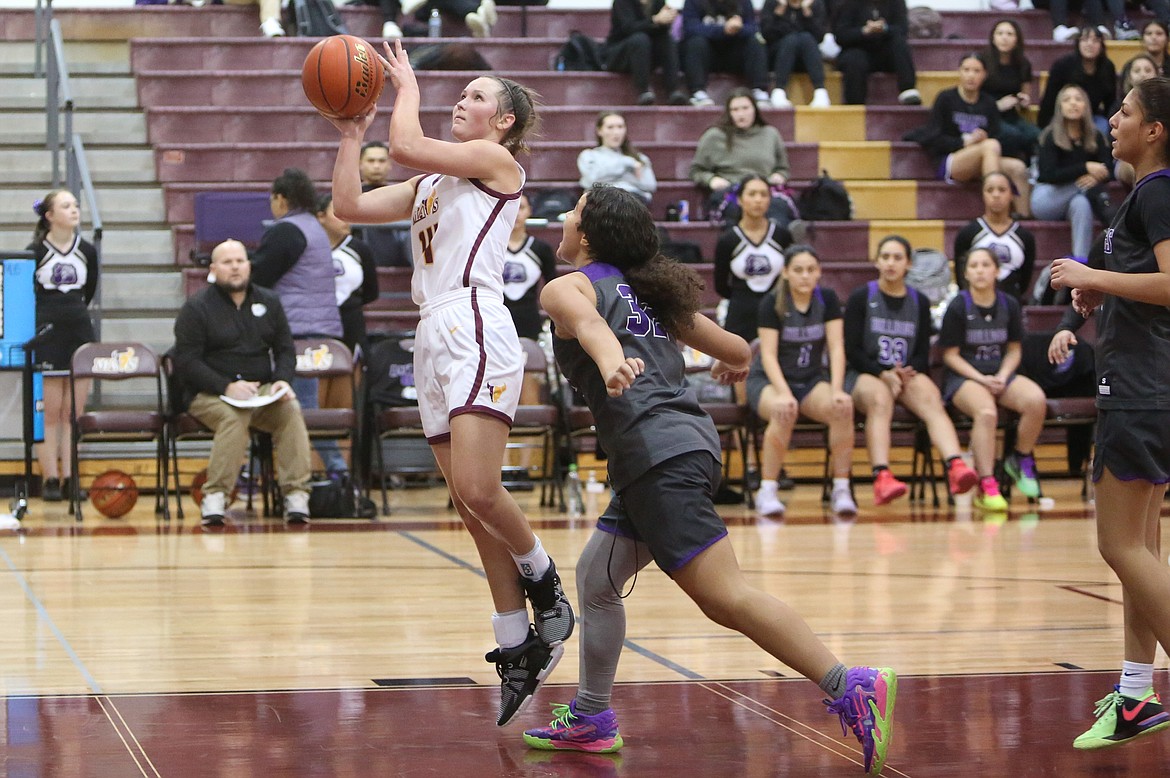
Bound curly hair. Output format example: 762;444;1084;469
580;185;703;339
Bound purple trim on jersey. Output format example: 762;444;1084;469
813;286;824;305
865;277;917;304
463;287;489;408
668;528;729;573
462;198;507;287
470;178;522;201
426;431;452;445
579;262;623;283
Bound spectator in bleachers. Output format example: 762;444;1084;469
952;171;1036;303
403;0;497;37
360;141;391;191
1112;55;1160;187
354;0;407;39
831;0;920;106
843;235;979;507
689;88;792;222
28;189;98;503
251;168;348;480
604;0;689;106
939;247;1047;511
1030;84;1112;263
577;111;658;204
713;174;792;343
1141;20;1170;76
908;53;1032;218
316;194;378;360
680;0;771;107
504;193;558;342
1037;27;1116;136
759;0;831;109
982;19;1040;162
1042;0;1139;42
222;0;284;37
747;244;857;517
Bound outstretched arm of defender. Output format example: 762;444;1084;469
542;274;644;396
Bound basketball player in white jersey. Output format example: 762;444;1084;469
327;41;573;728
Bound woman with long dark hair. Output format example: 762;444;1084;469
525;184;897;774
982;19;1040;160
1038;26;1117;135
27;189;98;503
1050;76;1170;752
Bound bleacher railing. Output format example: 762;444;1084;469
37;0;105;339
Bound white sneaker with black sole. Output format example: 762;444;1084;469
201;491;226;527
284;490;310;525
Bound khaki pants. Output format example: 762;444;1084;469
188;389;311;497
222;0;282;24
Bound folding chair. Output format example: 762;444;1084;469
162;351;282;520
69;342;169;522
509;338;563;509
362;332;436;514
294;337;362;491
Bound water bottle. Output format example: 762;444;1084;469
565;464;584;518
428;9;442;38
678;199;690;223
584;470;605;514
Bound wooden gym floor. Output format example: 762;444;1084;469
0;473;1167;776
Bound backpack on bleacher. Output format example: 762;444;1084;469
907;6;942;39
796;171;852;221
553;31;606;71
289;0;348;37
529;187;579;221
907;248;956;329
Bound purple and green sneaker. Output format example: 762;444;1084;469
826;666;897;775
523;700;624;753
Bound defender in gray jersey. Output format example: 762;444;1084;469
1051;78;1170;752
938;248;1048;513
525;185;898;775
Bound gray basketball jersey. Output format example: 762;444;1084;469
947;290;1013;378
1096;170;1170;409
552;262;721;492
862;281;924;369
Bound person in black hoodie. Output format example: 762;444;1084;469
1037;26;1116;136
605;0;688;106
759;0;829;108
831;0;919;106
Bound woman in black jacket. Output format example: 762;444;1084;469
831;0;919;106
605;0;688;106
759;0;829;108
1037;26;1116;136
981;19;1039;161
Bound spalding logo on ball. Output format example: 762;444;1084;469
302;34;386;120
90;470;139;519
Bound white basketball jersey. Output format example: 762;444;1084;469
409;167;524;305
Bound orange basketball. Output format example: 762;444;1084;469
302;34;385;120
190;469;240;509
89;470;138;519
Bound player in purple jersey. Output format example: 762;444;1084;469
1051;76;1170;751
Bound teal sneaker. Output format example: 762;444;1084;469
1074;686;1170;750
1003;453;1040;499
826;666;897;774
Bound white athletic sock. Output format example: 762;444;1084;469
491;608;531;649
512;535;551;581
1120;660;1155;697
832;477;850;491
758;479;778;493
